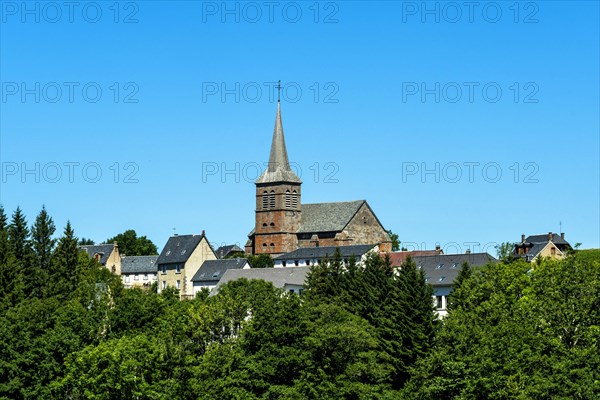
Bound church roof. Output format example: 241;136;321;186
256;102;302;184
298;200;366;233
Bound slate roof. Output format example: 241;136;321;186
191;258;249;282
213;267;310;294
412;253;497;286
156;234;205;265
215;244;244;259
80;244;116;265
275;244;376;261
298;200;366;233
256;102;302;184
525;233;569;246
121;256;159;274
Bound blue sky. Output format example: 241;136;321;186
1;0;599;253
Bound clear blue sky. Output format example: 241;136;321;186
1;1;599;253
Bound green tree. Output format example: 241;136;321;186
247;253;274;268
495;241;515;262
387;230;401;252
78;237;94;245
48;221;80;298
105;229;158;256
30;206;56;298
0;206;24;307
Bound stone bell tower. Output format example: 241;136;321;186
251;96;302;256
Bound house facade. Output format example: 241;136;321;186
213;267;310;295
514;232;571;262
80;242;121;275
156;232;217;299
245;101;392;257
191;258;250;295
121;255;159;289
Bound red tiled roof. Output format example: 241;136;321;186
381;250;443;266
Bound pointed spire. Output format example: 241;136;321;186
256;101;302;184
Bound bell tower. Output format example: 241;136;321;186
251;89;302;256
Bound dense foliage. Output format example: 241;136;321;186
105;229;158;256
0;206;598;399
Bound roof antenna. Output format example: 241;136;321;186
559;221;562;235
277;80;281;103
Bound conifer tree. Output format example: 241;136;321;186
30;206;56;297
0;207;24;306
49;221;80;298
8;207;31;264
447;261;472;312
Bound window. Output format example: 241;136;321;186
144;274;148;280
269;191;275;208
306;259;311;266
294;260;299;266
263;223;268;227
438;276;445;282
262;243;267;249
436;263;443;269
125;275;130;283
292;190;298;208
176;264;181;273
176;280;180;289
161;265;167;274
212;271;220;278
134;274;139;281
451;263;458;268
285;190;291;208
270;222;275;227
282;261;287;267
551;247;556;255
262;191;268;209
162;281;167;289
435;296;443;310
270;243;275;248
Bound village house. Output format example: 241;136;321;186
156;232;217;299
121;255;159;289
191;258;250;295
513;232;572;262
409;252;496;318
215;244;244;259
273;244;378;267
213;267;310;296
80;242;121;275
245;101;391;256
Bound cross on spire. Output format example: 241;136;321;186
277;80;281;103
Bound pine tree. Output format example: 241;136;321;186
8;207;31;264
447;261;472;312
0;207;24;306
49;221;80;298
30;206;56;297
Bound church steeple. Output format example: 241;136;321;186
256;97;302;184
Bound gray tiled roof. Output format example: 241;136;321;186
526;233;569;245
121;256;159;274
215;244;244;259
298;200;366;233
412;253;497;287
80;244;115;265
256;102;302;184
213;267;310;294
191;258;249;282
275;244;375;261
156;234;205;265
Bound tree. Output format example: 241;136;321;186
78;238;94;245
247;253;274;268
495;241;515;262
30;206;56;297
446;261;472;312
0;207;24;307
105;229;158;256
387;230;401;252
8;207;32;265
48;222;80;298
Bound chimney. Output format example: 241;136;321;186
561;232;565;240
435;245;441;251
521;234;525;243
202;230;205;236
465;249;471;254
548;232;553;241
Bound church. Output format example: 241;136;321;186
245;99;392;256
